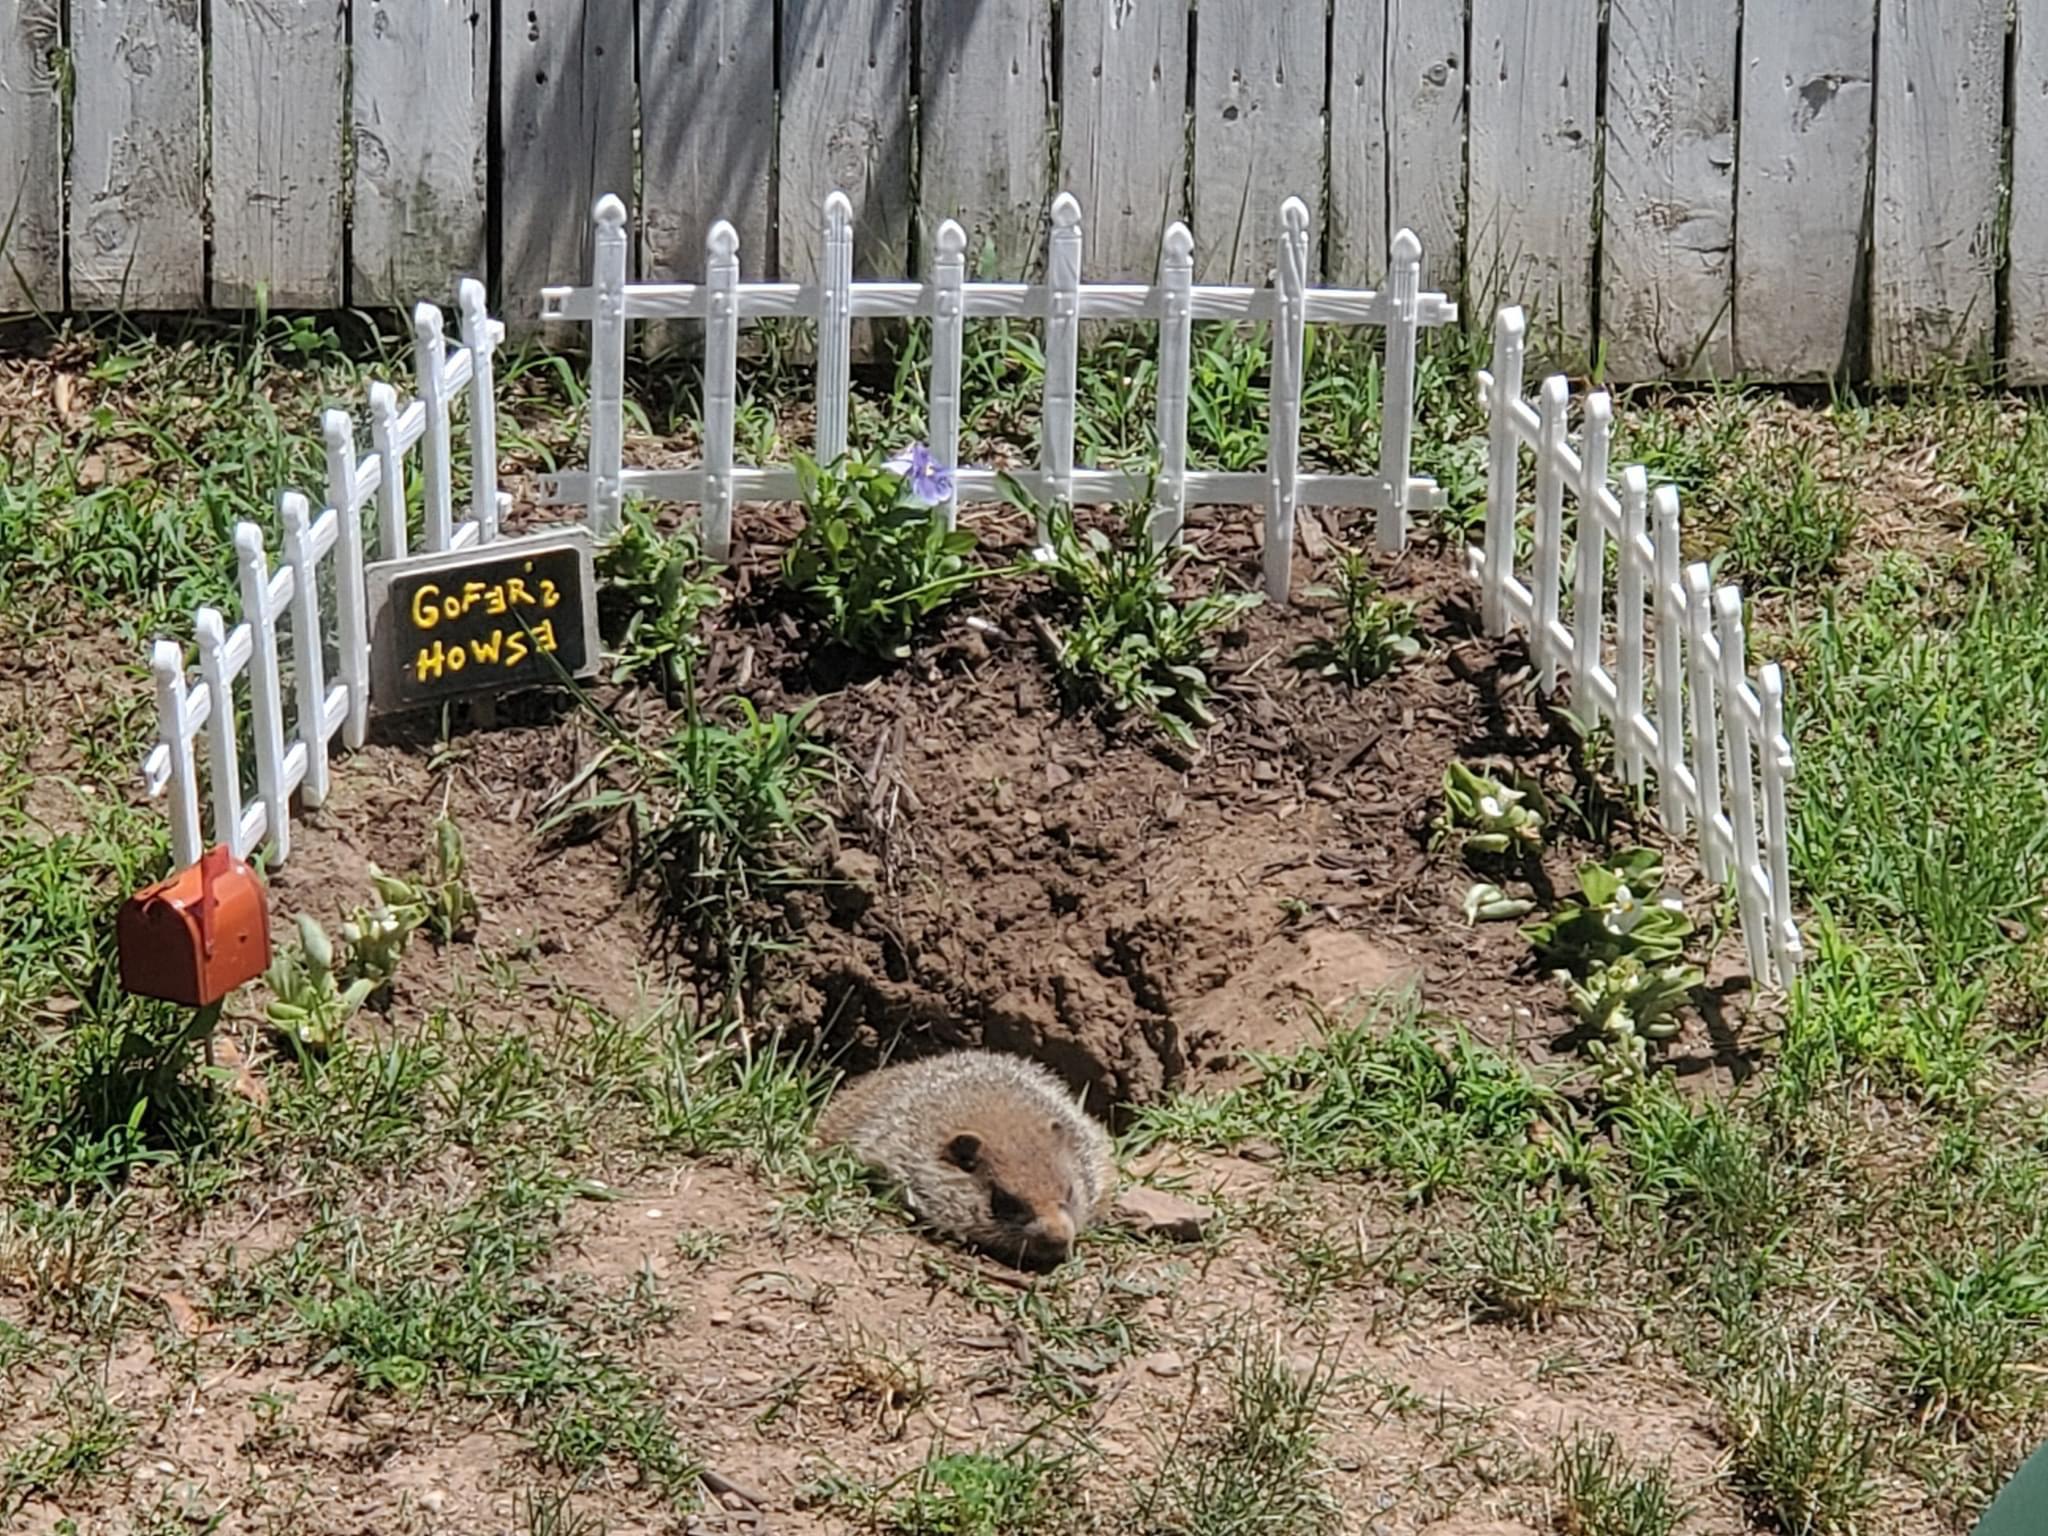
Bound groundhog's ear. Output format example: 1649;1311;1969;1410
1047;1114;1071;1141
942;1132;983;1171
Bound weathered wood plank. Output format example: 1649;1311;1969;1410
921;0;1053;278
210;0;347;309
71;0;205;310
1191;0;1326;282
1734;0;1876;380
2010;0;2048;379
640;0;774;291
1601;0;1739;380
1872;0;2002;382
1388;0;1466;296
499;0;636;325
0;0;64;311
352;0;488;307
1327;0;1389;283
1060;0;1188;281
1468;0;1599;349
779;0;914;281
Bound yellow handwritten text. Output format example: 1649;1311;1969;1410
409;560;566;632
413;619;558;684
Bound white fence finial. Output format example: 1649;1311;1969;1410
235;520;291;866
1376;225;1425;553
588;194;630;537
193;605;247;860
817;193;855;465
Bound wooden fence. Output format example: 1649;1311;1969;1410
0;0;2034;384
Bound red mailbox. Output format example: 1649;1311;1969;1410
117;844;271;1007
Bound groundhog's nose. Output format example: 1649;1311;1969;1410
1029;1209;1076;1260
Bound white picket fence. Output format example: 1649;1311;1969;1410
535;191;1459;599
128;201;1803;993
1476;306;1802;985
139;280;511;872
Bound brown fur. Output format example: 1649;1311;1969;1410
817;1050;1117;1268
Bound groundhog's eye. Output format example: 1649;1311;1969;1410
989;1187;1032;1225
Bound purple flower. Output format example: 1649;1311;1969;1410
885;442;954;506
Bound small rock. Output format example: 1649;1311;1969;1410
1143;1350;1185;1378
1044;761;1073;790
708;1309;734;1327
1253;761;1280;784
420;1490;447;1516
1112;1187;1216;1243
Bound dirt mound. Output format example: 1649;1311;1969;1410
692;517;1624;1113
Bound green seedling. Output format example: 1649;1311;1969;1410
1011;478;1260;748
1435;762;1546;860
264;913;374;1055
339;817;478;993
782;447;986;658
1293;547;1421;685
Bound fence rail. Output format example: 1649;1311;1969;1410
537;191;1456;602
140;281;510;872
1;0;2042;383
1475;306;1802;985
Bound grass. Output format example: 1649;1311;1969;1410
1131;1335;1341;1536
1554;1428;1687;1536
10;305;2048;1531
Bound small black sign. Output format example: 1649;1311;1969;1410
366;529;600;713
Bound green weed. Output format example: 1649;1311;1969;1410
1722;1335;1877;1536
1291;547;1421;685
1132;1335;1340;1536
594;503;725;700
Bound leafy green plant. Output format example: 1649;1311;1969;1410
1014;485;1259;747
595;503;724;699
1293;547;1421;684
1461;881;1535;925
782;447;986;658
264;914;374;1055
1434;762;1546;861
1522;850;1690;972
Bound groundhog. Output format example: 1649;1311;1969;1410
817;1049;1118;1269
